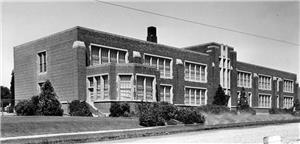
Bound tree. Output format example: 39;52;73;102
37;80;63;116
293;98;300;111
237;87;249;110
1;86;11;109
10;70;15;112
212;85;230;106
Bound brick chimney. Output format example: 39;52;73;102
147;26;157;43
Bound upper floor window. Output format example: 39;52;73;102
283;80;294;93
90;44;127;66
237;71;252;88
258;75;271;90
38;51;46;73
144;54;172;79
184;61;207;82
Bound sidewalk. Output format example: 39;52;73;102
1;119;300;144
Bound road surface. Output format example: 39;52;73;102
90;122;300;143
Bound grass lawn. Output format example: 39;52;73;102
1;116;142;137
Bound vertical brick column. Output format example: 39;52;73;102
72;41;87;101
252;73;259;107
173;59;184;104
230;51;237;107
278;79;283;108
272;78;277;108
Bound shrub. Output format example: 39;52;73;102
212;85;230;106
138;102;165;127
158;102;177;121
15;100;37;116
109;102;130;117
197;104;230;114
69;100;92;116
237;87;250;110
269;108;293;114
175;107;205;124
238;107;256;115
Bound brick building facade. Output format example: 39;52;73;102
14;26;298;113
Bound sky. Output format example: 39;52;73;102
1;0;299;87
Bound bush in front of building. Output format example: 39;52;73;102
138;102;165;127
109;102;131;117
158;102;178;121
15;99;37;116
269;108;293;114
69;100;92;116
238;107;256;115
197;104;230;114
212;85;230;106
175;107;205;124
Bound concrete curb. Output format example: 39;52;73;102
1;119;300;144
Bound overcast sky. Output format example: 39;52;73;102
1;0;299;87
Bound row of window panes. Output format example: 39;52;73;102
283;96;293;109
219;58;230;69
220;68;230;88
87;75;109;101
283;80;294;93
184;62;206;82
160;85;172;103
258;76;271;90
136;76;155;101
237;72;251;88
38;51;47;73
144;55;172;78
91;46;127;65
258;94;271;108
184;88;206;106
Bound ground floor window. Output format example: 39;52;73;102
184;87;206;106
258;94;271;108
118;75;133;100
136;75;156;101
283;96;293;109
160;85;172;103
87;74;109;101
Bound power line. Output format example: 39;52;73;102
94;0;299;46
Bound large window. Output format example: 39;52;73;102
144;54;172;78
184;61;207;83
136;75;156;101
283;80;294;93
38;51;47;73
184;87;206;106
258;75;272;90
283;96;293;109
160;85;172;103
118;75;133;100
90;44;127;66
258;94;271;108
237;71;251;88
87;74;109;101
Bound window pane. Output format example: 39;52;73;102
152;57;157;68
184;89;189;105
196;66;200;81
196;90;200;105
165;59;171;78
101;48;109;64
159;59;164;76
160;86;164;102
110;49;117;63
145;55;151;65
190;89;195;105
136;76;144;100
165;86;171;103
200;90;205;105
146;77;153;101
119;51;126;63
103;75;109;99
201;66;205;81
119;75;132;100
95;76;101;100
92;47;99;65
190;64;195;80
185;64;189;80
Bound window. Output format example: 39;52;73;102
184;61;207;82
283;96;293;109
237;71;251;88
90;45;128;65
258;75;271;90
160;85;172;103
119;75;132;100
136;75;155;101
38;51;46;73
184;87;206;106
87;74;109;101
283;80;294;93
144;54;172;78
258;94;271;108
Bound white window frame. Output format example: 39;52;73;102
117;73;134;101
184;86;207;106
283;95;294;109
283;79;294;93
37;50;47;74
237;70;252;88
135;73;157;102
159;84;173;104
89;43;129;66
86;73;110;102
184;60;207;83
258;93;272;108
143;53;173;79
258;74;272;90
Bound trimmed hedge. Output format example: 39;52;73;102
109;102;130;117
269;108;293;114
196;104;230;114
69;100;92;116
138;102;165;127
175;108;205;124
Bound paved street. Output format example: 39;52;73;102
93;122;300;143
